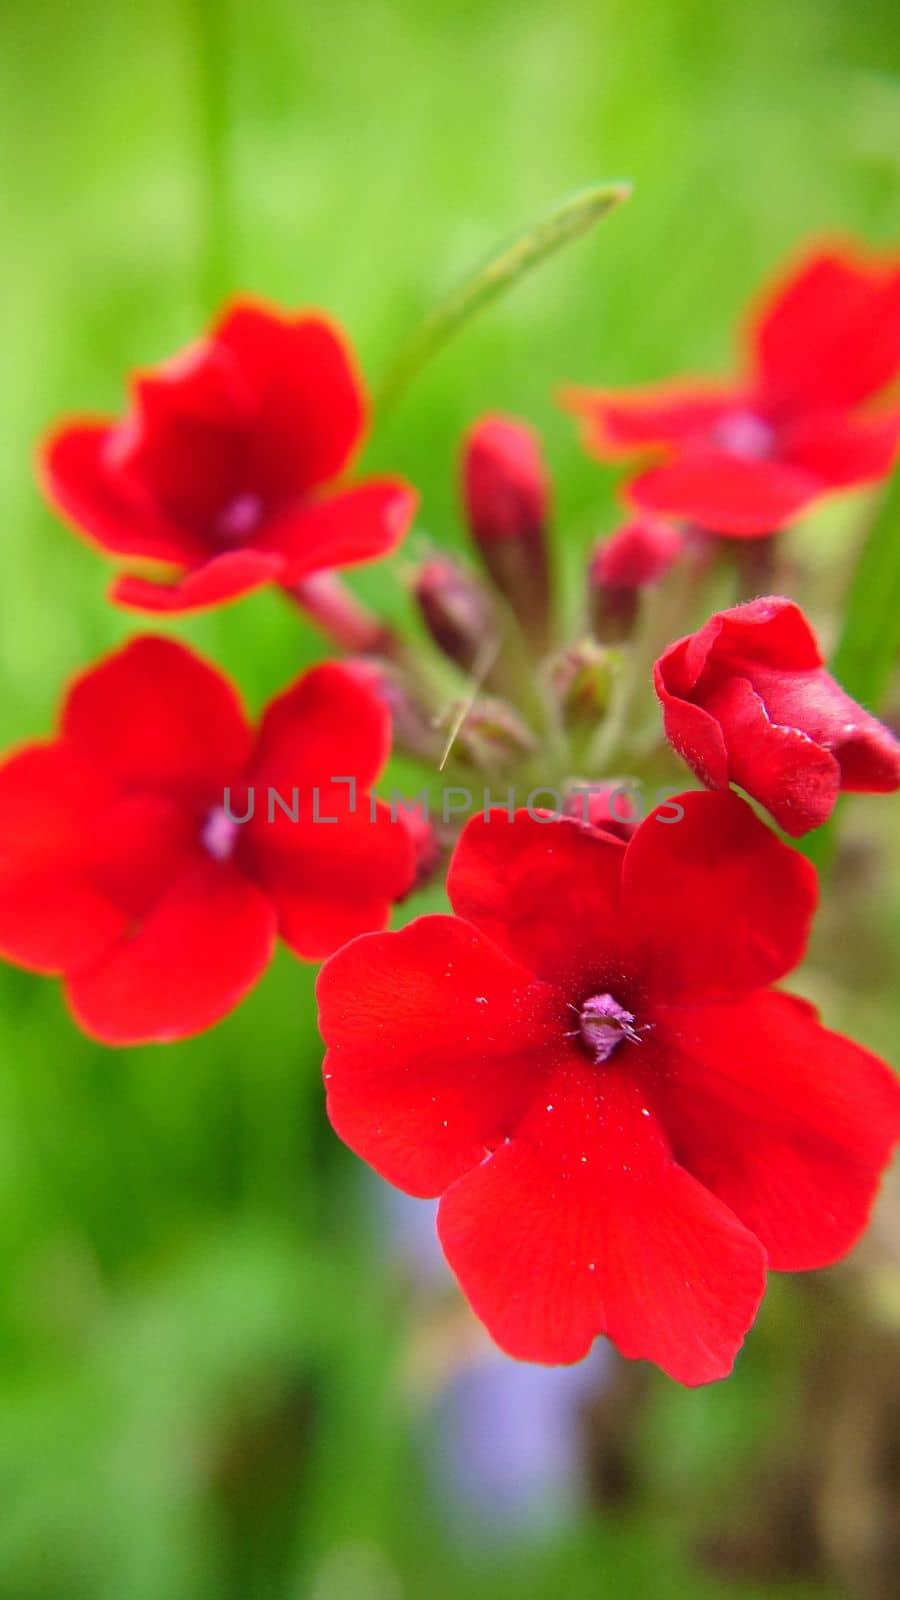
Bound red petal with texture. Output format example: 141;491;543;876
654;649;731;791
622;791;817;1001
562;382;741;455
629;452;817;535
39;423;205;563
249;797;415;961
215;303;367;494
111;548;285;613
254;479;417;580
672;596;823;683
317;915;568;1197
783;410;900;490
447;809;628;991
702;675;842;835
750;247;900;412
61;637;253;800
648;991;900;1270
437;1061;767;1382
66;860;277;1045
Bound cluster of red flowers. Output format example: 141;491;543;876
3;244;899;1384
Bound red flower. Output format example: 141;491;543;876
317;794;900;1384
40;301;418;612
655;597;900;835
564;244;900;535
0;638;414;1044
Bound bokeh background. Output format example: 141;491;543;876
1;1;899;1595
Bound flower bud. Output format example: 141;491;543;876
546;640;616;731
589;516;682;638
461;415;551;650
412;557;499;676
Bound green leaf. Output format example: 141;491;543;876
374;180;631;417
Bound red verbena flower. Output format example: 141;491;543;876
40;300;417;612
564;244;900;535
317;794;900;1384
0;638;414;1044
656;597;900;835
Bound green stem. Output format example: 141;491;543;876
374;180;632;419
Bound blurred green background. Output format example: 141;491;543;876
0;1;898;1595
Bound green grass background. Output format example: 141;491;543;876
0;1;898;1595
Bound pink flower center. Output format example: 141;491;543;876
710;409;775;460
201;805;239;862
214;491;264;544
578;992;642;1062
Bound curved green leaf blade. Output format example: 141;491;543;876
374;180;632;417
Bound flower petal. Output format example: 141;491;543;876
561;382;741;455
215;303;367;493
39;423;205;563
117;340;254;530
447;810;627;991
66;860;277;1045
629;452;817;535
253;479;417;580
110;548;285;613
622;791;817;1002
437;1061;767;1383
750;246;900;412
249;798;415;961
648;991;900;1270
317;914;569;1197
701;674;842;835
61;636;254;799
783;410;900;490
250;660;391;793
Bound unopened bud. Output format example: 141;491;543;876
547;640;616;731
461;415;552;650
412;557;498;676
589;517;682;639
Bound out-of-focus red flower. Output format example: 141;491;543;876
590;516;682;591
40;301;417;612
0;638;414;1044
564;245;900;535
656;597;900;835
461;415;551;647
317;793;900;1384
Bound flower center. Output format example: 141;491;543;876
710;409;775;461
578;992;642;1062
214;491;264;544
201;805;239;862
